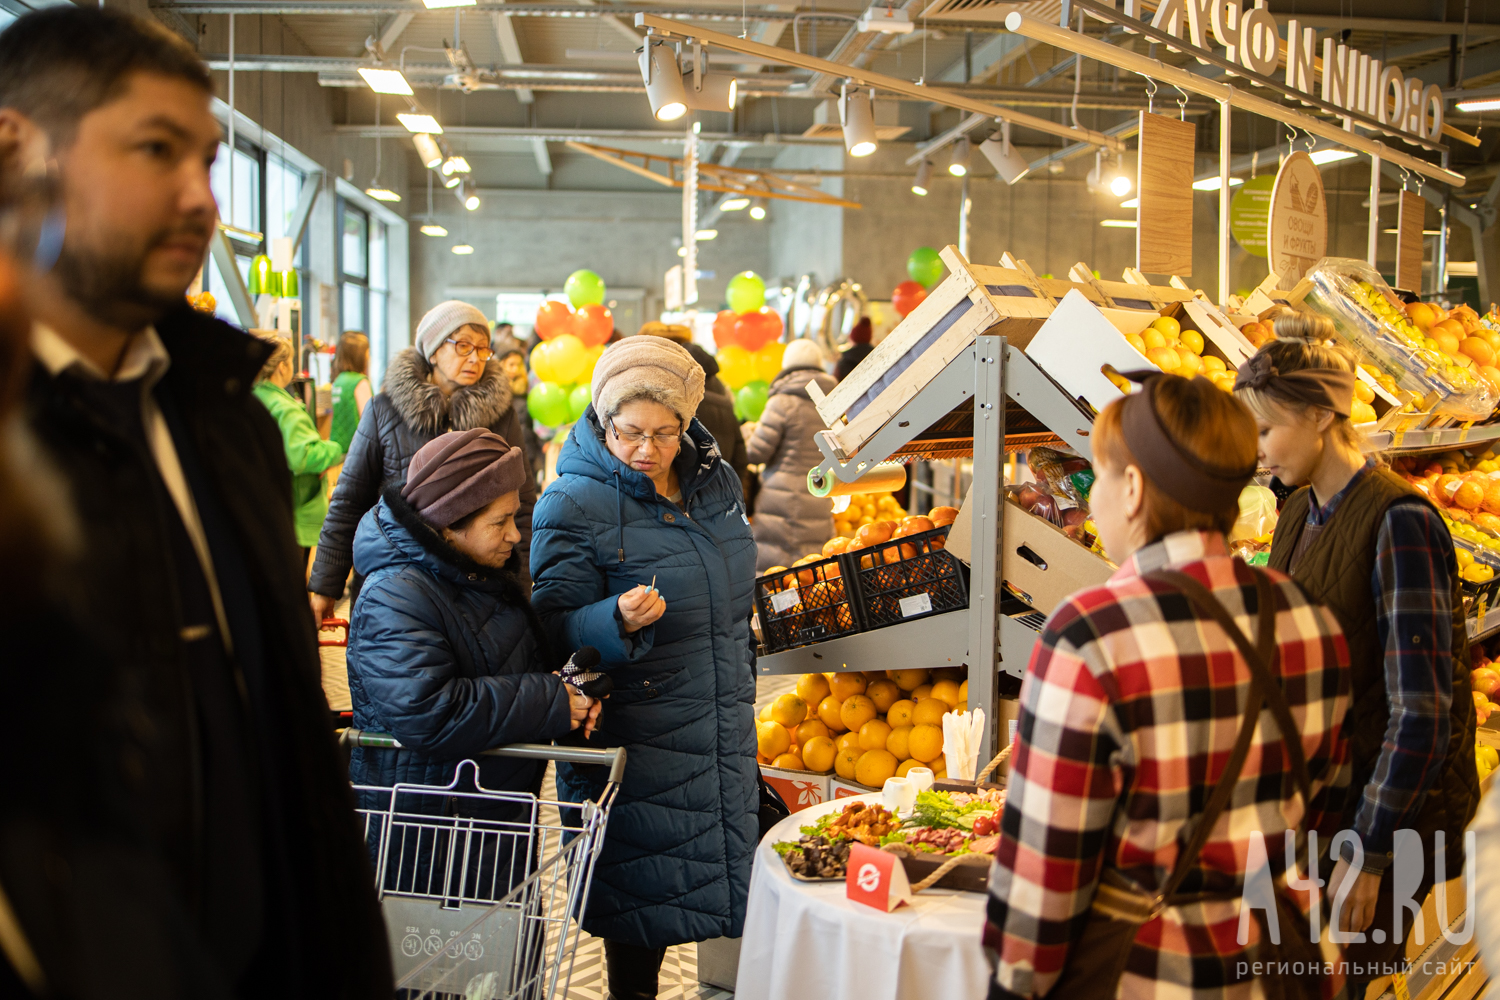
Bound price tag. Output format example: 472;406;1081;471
1478;595;1488;637
770;588;801;613
1392;971;1411;1000
846;842;912;912
899;593;933;617
1460;421;1475;443
1391;427;1406;449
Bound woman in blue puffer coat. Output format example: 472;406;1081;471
346;429;598;898
529;336;758;1000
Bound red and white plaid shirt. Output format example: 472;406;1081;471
984;531;1351;1000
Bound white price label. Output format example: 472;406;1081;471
898;593;933;617
770;588;801;613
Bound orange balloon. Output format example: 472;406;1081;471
573;303;614;347
535;300;574;341
735;309;783;352
892;280;927;317
713;309;743;349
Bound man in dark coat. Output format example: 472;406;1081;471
2;8;391;996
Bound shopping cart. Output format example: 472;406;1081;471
339;729;625;1000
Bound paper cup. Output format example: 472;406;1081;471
881;776;914;814
905;767;934;794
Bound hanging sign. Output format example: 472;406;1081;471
1229;175;1274;258
1395;191;1426;292
1267;152;1327;287
1135;111;1196;276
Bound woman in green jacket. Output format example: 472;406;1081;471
253;335;346;568
330;331;372;452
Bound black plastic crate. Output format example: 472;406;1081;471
849;524;968;629
753;552;862;654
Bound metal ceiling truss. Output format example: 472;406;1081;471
562;141;864;207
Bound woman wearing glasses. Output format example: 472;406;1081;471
308;301;538;618
529;336;758;1000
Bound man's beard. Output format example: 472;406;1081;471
53;228;197;328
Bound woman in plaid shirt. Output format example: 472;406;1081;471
984;373;1351;1000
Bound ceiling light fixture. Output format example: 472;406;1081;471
1119;197;1139;209
412;133;443;170
978;121;1030;185
839;83;878;158
721;195;751;211
358;67;413;95
1086;150;1129;196
441;155;472;176
911;158;933;196
695;228;718;240
451;243;475;253
364;93;401;202
948;139;971;177
1110;173;1132;197
639;37;688;123
421;224;449;237
397;113;443;134
1309;149;1358;165
1190;176;1244;191
443;174;462;189
748;198;767;220
1456;96;1500;113
465;193;481;211
365;186;401;202
1100;219;1138;228
682;44;737;113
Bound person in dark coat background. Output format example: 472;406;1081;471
5;8;391;995
491;329;544;482
529;336;757;1000
309;300;538;620
834;316;873;382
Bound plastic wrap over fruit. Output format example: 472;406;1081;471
1302;258;1496;421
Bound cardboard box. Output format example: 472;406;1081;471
829;777;876;799
1000;501;1116;615
1023;289;1150;415
760;765;831;813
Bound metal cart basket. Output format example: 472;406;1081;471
340;730;626;1000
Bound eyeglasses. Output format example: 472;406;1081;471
610;421;682;449
445;338;494;360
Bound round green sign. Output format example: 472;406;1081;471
1230;175;1276;258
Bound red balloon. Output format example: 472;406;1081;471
734;309;783;352
713;309;742;349
892;280;928;317
535;300;574;341
572;303;614;347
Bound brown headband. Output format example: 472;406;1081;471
1117;372;1258;514
1231;352;1356;417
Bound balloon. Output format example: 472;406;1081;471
546;333;588;385
734;309;783;352
716;345;754;391
529;341;559;383
564;269;606;308
906;247;944;289
726;271;766;315
568;384;593;422
892;280;928;317
527;382;572;427
736;380;770;421
572;303;613;347
581;344;605;382
712;309;742;349
535;300;574;340
750;342;785;383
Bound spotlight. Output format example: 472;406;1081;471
465;193;481;211
1087;150;1131;196
458;181;480;211
420;223;449;237
441;155;472;176
412;133;443;169
364;186;401;202
839;84;877;158
748;198;767;220
397;113;443;134
451;243;476;254
639;38;688;123
978;121;1029;185
443;174;461;189
948;140;971;177
358;67;413;95
721;196;751;211
1110;172;1132;197
911;158;933;195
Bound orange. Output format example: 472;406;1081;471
1124;332;1146;354
930;762;947;779
770;693;808;727
796;672;831;706
834;747;862;780
931;667;965;683
888;669;929;691
858;718;892;752
828;671;869;701
1480;366;1500;395
758;703;773;723
896;758;925;778
1435;473;1463;507
1146;346;1180;371
756;720;790;759
1180;329;1204;354
887;699;916;728
1351;401;1377;425
1141;328;1167;350
1151;315;1181;339
912;697;949;726
929;679;963;708
911;683;934;702
886;725;913;761
840;693;878;732
817;696;848;733
855;749;899;788
866;678;902;713
1174;348;1203;376
958;680;968;706
1483;481;1500;515
1406;301;1437;329
795;719;831;745
1456;480;1485;511
1353;380;1375;404
909;723;945;762
1201;354;1227;374
836;731;863;755
771;751;804;770
1433;328;1463;355
801;735;837;773
1463;337;1498;368
821;536;851;557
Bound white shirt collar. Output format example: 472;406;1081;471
32;322;169;384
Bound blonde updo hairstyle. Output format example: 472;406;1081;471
1235;312;1363;453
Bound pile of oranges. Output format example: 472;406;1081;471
1119;316;1238;393
756;667;967;788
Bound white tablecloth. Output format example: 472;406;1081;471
734;794;992;1000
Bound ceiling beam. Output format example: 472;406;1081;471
378;11;414;53
532;137;553;175
490;10;534;103
574;0;646;46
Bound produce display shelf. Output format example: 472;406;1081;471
1467;615;1500;643
756;609;968;675
1364;422;1500;455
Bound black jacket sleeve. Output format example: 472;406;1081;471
309;397;385;597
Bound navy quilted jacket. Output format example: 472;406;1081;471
345;490;572;801
529;408;758;948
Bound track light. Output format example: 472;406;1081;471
358;67;413;95
639;38;688;123
397;113;443;134
1086;150;1131;196
1110;173;1132;197
443;173;461;189
441;155;472;176
412;133;443;169
682;44;736;113
979;121;1030;185
948;140;971;177
721;196;750;211
839;84;878;158
364;185;401;202
457;181;480;211
911;158;933;195
748;198;767;220
465;193;481;211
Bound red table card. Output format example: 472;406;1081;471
846;842;913;912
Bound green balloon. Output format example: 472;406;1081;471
736;380;770;422
565;269;606;308
906;247;944;289
527;381;573;427
568;384;592;422
726;271;766;314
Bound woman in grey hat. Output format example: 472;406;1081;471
529;335;758;1000
308;300;538;620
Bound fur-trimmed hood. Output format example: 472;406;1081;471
383;347;513;437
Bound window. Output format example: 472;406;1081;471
339;200;370;337
204;138;306;330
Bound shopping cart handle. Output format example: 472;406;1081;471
339;728;628;786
